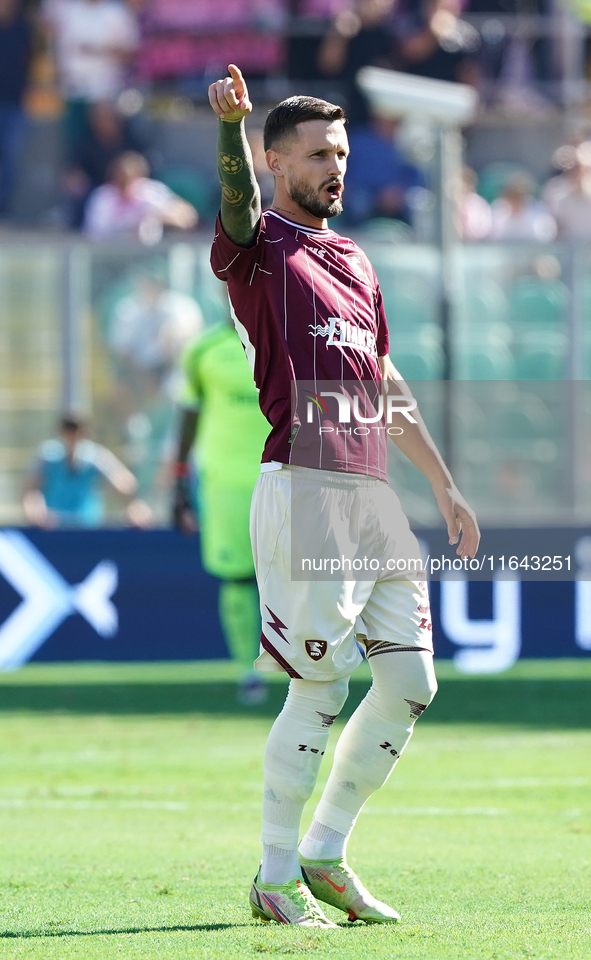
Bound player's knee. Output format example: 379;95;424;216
370;652;437;723
423;658;438;705
402;655;437;719
288;676;349;718
324;677;350;713
416;657;438;706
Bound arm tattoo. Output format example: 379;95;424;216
217;119;261;246
219;154;244;175
220;181;245;205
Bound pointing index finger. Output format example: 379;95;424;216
228;63;245;99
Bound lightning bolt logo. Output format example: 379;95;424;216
265;606;289;644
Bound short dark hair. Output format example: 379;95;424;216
263;96;346;152
60;415;84;433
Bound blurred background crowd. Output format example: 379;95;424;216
1;0;591;536
2;0;591;234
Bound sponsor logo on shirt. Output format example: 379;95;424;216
308;317;377;357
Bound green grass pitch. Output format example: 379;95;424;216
0;658;589;960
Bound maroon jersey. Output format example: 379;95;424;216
210;209;390;480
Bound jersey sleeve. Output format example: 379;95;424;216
210;213;266;285
374;284;390;358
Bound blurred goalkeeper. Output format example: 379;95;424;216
172;317;270;703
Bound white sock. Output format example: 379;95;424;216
298;819;347;861
260;677;349;886
260;844;301;886
305;648;437;841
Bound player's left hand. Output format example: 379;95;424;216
208;64;252;123
172;476;198;535
432;480;480;559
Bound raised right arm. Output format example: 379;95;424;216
208;64;261;247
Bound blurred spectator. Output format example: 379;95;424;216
83;151;198;243
64;101;143;227
108;272;204;411
288;0;349;81
0;0;31;218
398;0;480;86
472;0;554;112
23;414;151;528
42;0;139;154
456;166;492;240
317;0;397;124
344;113;425;224
490;172;556;242
543;142;591;240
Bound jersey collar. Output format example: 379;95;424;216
265;209;332;238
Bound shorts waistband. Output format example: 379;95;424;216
264;462;385;489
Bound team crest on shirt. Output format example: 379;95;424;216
305;639;327;660
345;254;365;279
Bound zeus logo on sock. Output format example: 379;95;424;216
305;639;327;660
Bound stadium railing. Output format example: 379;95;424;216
0;237;589;528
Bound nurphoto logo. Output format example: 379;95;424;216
305;389;417;436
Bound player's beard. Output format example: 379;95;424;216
287;175;343;219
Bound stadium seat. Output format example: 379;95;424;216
507;278;569;327
513;328;567;379
492;390;556;444
453;322;515;380
455;342;516;379
452;389;487;431
456;278;509;327
580;281;591;376
514;344;566;379
364;244;441;332
393;346;443;380
391;328;444;379
477;161;534;203
357;218;415;243
381;281;436;331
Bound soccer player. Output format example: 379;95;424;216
172;318;270;703
208;65;480;928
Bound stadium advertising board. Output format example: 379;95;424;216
135;0;286;80
0;529;588;674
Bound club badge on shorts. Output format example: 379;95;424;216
305;639;327;660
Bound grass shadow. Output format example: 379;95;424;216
0;677;589;727
0;922;237;938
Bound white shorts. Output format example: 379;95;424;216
250;464;433;682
